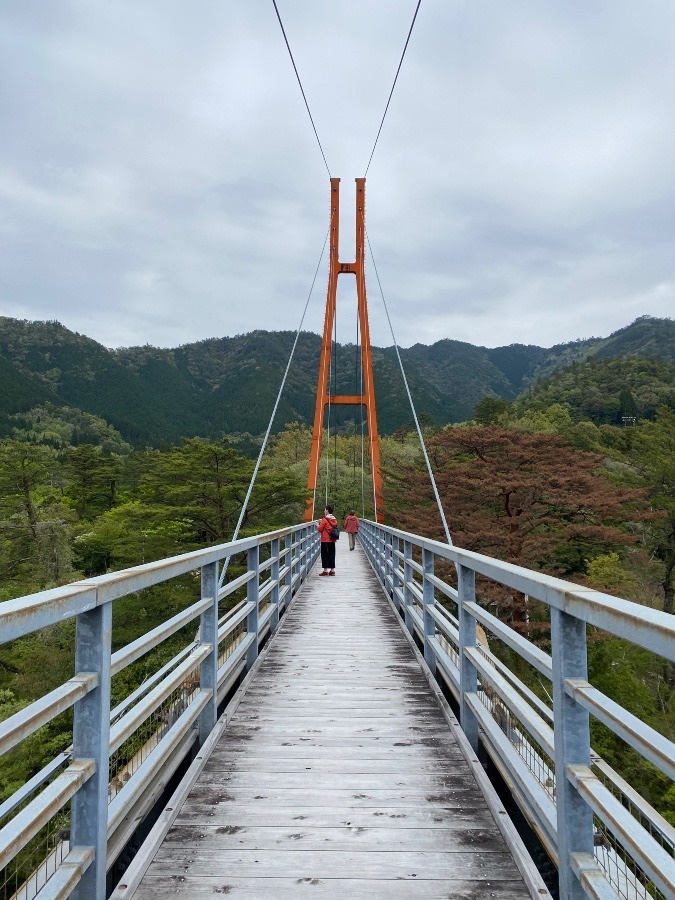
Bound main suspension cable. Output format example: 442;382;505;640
366;230;453;545
272;0;331;178
364;0;423;177
219;229;330;588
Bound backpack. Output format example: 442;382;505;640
329;524;340;541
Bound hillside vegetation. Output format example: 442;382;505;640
0;315;672;445
516;356;675;425
0;313;673;837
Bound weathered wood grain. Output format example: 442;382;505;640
145;847;522;880
136;875;531;898
173;804;496;829
161;824;506;852
132;540;531;898
178;785;489;810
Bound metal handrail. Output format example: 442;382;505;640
0;522;319;900
359;519;675;900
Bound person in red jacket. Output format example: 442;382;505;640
344;510;359;551
317;505;338;576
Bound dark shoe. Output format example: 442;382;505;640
329;571;335;576
319;571;329;576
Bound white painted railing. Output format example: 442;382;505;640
0;524;319;900
360;519;675;900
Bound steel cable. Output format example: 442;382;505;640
272;0;331;178
366;229;453;545
219;229;330;588
364;0;423;177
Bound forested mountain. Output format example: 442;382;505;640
0;315;672;446
517;356;675;425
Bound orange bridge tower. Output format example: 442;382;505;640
305;177;384;523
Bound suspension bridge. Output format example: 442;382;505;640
2;114;675;900
2;5;674;900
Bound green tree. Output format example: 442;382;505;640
474;396;513;425
586;551;641;594
267;421;312;467
618;386;638;423
0;441;75;594
73;500;189;573
141;438;303;543
63;444;120;519
625;408;675;618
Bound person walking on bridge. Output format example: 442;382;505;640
344;510;359;551
317;505;338;576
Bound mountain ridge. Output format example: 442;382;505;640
0;315;672;446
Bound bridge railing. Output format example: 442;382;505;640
0;523;319;900
360;520;675;900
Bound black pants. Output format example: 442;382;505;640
321;541;336;570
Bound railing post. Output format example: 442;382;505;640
198;560;219;745
551;608;593;900
362;521;370;565
392;536;402;611
246;545;260;671
310;523;317;570
381;528;387;587
299;526;307;580
379;526;387;584
284;532;293;606
298;526;305;579
385;531;393;595
403;540;413;634
70;602;112;900
423;548;436;674
271;538;280;630
458;564;479;752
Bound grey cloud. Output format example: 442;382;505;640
0;1;673;352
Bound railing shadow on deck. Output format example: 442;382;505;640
0;523;319;900
359;520;675;900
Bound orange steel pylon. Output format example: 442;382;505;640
305;177;384;523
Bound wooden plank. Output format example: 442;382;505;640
201;734;461;751
161;824;507;852
194;773;475;791
200;756;469;773
178;785;489;809
173;805;496;829
229;709;442;720
208;724;459;737
237;695;435;704
136;876;532;898
145;848;523;880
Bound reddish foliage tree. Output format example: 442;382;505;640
386;427;651;633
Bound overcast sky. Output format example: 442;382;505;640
1;1;674;352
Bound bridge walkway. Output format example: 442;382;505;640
129;539;534;898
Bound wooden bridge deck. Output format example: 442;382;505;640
131;539;534;898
